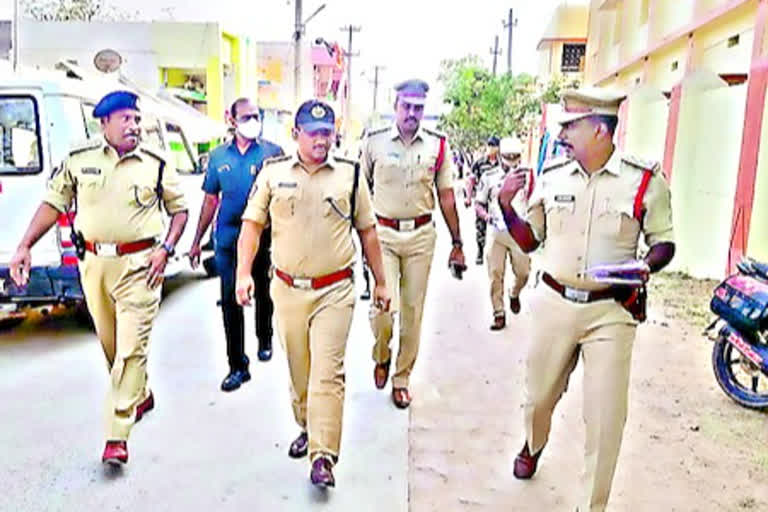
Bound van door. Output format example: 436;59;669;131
0;90;58;267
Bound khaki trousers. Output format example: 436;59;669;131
524;277;636;512
370;224;437;389
79;248;160;441
271;277;355;463
486;231;530;314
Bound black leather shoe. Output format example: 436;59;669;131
257;340;272;362
360;289;371;300
310;456;335;488
289;431;309;458
475;254;484;265
220;369;251;392
509;296;521;315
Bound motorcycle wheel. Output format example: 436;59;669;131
711;338;768;410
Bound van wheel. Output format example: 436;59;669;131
0;316;25;331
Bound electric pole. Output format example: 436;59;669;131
294;0;302;106
490;35;501;76
340;25;361;135
503;8;518;75
370;65;385;113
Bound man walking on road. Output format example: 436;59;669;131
9;91;189;466
361;79;466;409
475;136;531;330
188;97;283;392
497;87;675;511
235;100;390;488
465;136;500;264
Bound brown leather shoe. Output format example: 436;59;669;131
509;296;521;315
374;360;390;390
135;392;154;423
289;431;309;458
490;313;506;330
513;443;542;479
102;440;128;466
392;387;412;409
310;455;335;488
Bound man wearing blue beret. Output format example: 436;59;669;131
9;90;189;466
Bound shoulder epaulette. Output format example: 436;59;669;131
264;154;292;166
366;127;389;137
332;155;358;167
541;156;573;174
422;127;446;140
621;154;660;173
139;146;167;163
68;138;102;156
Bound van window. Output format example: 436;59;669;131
57;96;89;146
81;103;102;138
0;96;42;175
165;123;199;175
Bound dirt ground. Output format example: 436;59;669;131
408;236;768;511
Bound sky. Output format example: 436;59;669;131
1;0;588;111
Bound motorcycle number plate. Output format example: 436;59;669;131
727;331;765;366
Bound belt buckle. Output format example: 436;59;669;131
293;277;313;290
95;242;118;257
399;219;416;231
564;286;590;303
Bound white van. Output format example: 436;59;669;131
0;73;218;328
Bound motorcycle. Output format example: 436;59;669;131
705;258;768;409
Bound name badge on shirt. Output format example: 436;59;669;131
277;182;298;188
555;194;575;203
81;167;101;175
250;164;257;176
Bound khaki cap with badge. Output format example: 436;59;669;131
557;87;626;125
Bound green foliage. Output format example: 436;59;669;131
22;0;138;21
437;56;572;155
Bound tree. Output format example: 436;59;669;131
437;55;573;158
22;0;138;21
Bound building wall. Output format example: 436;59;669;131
585;0;765;278
18;21;256;124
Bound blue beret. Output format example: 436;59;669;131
487;136;500;146
295;100;335;131
93;90;140;119
394;79;429;105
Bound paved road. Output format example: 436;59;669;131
0;268;408;511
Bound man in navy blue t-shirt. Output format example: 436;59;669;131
189;97;283;391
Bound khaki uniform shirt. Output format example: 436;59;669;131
526;151;674;290
477;164;531;243
242;153;376;277
361;125;454;219
44;137;187;243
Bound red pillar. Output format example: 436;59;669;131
662;84;683;180
727;0;768;272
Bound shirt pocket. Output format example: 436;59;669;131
378;154;401;185
76;172;105;204
218;168;239;194
545;195;576;234
415;151;438;184
323;190;351;220
130;173;160;209
271;186;300;219
594;197;632;238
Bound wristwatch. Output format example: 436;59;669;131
161;241;175;256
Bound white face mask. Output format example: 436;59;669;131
236;118;262;140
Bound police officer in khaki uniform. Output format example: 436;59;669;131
235;100;389;488
362;79;466;409
9;91;189;466
497;88;675;512
475;136;532;330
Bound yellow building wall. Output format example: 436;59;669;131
652;0;696;45
206;56;224;122
747;94;768;262
624;90;668;161
693;3;756;74
645;40;687;91
669;83;747;279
